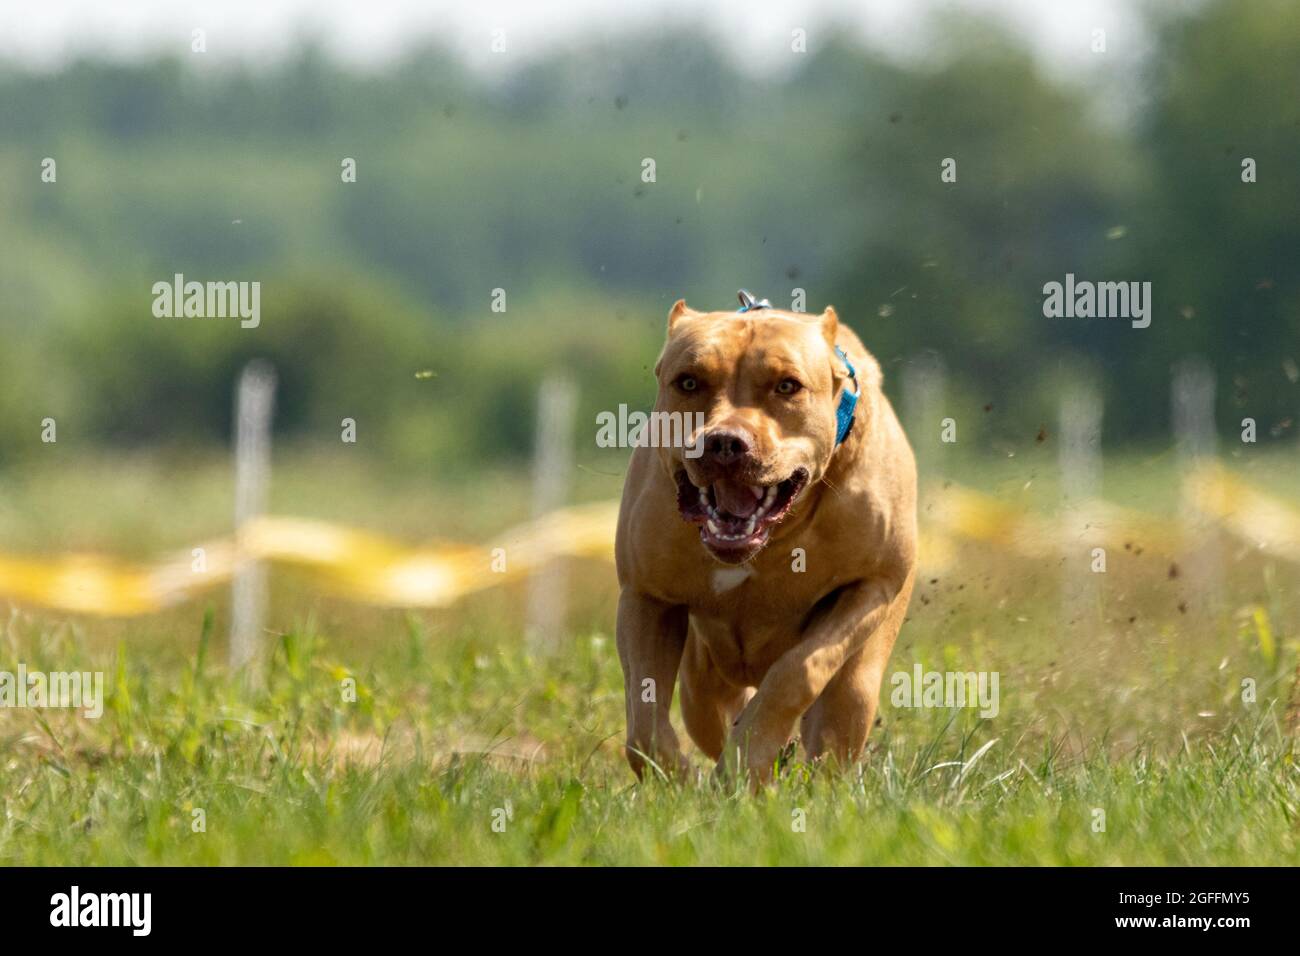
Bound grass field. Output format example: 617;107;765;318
1;448;1299;865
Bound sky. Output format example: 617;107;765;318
0;0;1154;77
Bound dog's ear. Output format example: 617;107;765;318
819;306;840;349
667;298;697;333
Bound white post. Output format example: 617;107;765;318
902;352;947;497
1058;380;1103;632
230;360;276;671
1172;357;1222;617
525;374;577;652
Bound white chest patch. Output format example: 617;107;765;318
711;567;752;593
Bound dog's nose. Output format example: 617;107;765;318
703;429;751;467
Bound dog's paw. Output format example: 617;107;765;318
713;733;793;790
777;735;800;769
624;740;691;782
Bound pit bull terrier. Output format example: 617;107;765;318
615;294;917;784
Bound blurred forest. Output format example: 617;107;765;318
1;0;1297;472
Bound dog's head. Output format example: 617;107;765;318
653;299;854;564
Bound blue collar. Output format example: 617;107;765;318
735;290;859;445
832;345;859;444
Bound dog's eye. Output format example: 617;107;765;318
775;378;802;396
676;374;699;393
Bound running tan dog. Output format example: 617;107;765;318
615;295;917;784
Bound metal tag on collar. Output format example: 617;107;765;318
736;289;771;313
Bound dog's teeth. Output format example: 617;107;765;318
763;486;777;507
698;488;707;505
743;516;756;536
749;485;763;499
707;520;720;534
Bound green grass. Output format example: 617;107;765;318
2;595;1297;865
1;451;1299;864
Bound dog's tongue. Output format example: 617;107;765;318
713;479;760;518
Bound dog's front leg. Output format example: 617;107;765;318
616;589;689;779
717;577;902;786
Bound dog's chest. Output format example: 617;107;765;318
709;566;754;595
688;569;840;684
690;610;799;686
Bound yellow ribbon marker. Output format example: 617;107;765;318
1186;462;1300;562
0;502;622;617
7;470;1286;619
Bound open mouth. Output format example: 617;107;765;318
675;467;809;560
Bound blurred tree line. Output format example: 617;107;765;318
0;0;1296;471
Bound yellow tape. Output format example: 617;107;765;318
1185;463;1300;562
0;502;620;617
0;467;1288;618
926;484;1179;558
